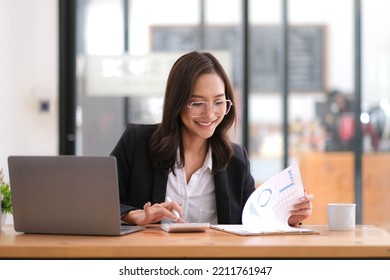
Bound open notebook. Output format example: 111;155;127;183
211;164;317;236
210;224;316;236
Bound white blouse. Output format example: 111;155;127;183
164;146;218;224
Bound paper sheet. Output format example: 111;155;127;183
241;164;305;233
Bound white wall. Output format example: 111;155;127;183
0;0;58;181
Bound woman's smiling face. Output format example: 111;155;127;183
180;72;226;142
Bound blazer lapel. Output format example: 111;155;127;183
151;169;168;203
214;169;231;224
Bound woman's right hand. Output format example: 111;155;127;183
122;201;185;226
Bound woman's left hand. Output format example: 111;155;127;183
288;193;315;227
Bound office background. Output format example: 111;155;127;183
1;0;390;230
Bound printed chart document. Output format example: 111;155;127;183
211;164;317;235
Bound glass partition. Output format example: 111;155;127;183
287;0;355;225
361;0;390;231
76;0;243;156
73;0;390;231
248;0;283;184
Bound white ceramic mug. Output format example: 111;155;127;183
327;203;356;231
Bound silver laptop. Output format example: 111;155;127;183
8;155;144;236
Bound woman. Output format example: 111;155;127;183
111;51;313;226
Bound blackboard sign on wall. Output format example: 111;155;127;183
151;25;326;92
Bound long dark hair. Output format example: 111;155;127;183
149;51;236;175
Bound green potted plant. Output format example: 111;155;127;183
1;168;12;227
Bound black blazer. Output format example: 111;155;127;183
110;123;256;224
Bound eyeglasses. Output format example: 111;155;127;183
187;100;233;118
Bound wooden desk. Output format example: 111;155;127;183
1;225;390;259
